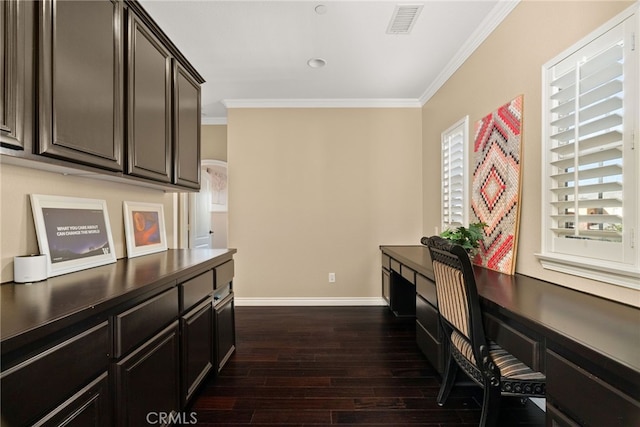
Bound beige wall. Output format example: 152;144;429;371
0;163;174;282
422;0;638;305
201;125;227;161
227;108;422;300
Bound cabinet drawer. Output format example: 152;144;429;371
180;270;213;312
416;295;440;339
214;260;234;289
400;265;415;284
113;287;178;358
381;253;390;270
546;350;640;426
484;313;541;371
416;274;437;307
390;259;401;274
0;322;109;426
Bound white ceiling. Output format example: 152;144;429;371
138;0;518;123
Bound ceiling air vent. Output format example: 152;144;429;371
386;4;423;35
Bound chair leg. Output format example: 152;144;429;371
479;381;501;427
437;350;458;406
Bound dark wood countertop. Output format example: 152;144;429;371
380;245;640;391
1;249;236;355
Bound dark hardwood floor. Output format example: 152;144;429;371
189;306;545;426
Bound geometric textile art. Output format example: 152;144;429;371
470;95;523;275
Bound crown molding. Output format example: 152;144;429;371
419;0;520;105
222;98;422;109
201;116;227;125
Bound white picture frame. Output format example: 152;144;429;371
123;201;168;258
30;194;117;278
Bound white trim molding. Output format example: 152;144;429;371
201;116;227;125
536;254;640;291
234;297;387;307
222;98;422;109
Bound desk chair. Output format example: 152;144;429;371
422;235;545;427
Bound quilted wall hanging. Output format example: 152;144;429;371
471;95;523;275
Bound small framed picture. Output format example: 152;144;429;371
123;201;168;258
30;194;117;277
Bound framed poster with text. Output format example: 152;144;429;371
30;194;117;277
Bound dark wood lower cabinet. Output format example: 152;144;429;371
0;322;109;426
113;321;180;427
215;293;236;372
181;299;214;405
33;372;111;427
0;250;237;426
415;294;443;374
546;350;640;426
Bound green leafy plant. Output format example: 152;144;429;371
440;222;487;253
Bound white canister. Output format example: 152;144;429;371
13;254;48;283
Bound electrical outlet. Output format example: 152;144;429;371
328;272;336;283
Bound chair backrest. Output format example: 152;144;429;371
422;235;488;365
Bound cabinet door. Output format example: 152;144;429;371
181;299;214;405
173;61;201;189
33;372;111;427
214;294;236;372
38;0;123;170
0;322;109;426
1;0;33;150
127;12;172;183
113;321;180;427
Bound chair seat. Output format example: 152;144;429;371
451;330;545;394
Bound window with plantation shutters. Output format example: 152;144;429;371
539;5;639;289
441;117;469;231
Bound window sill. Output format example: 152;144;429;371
535;253;640;291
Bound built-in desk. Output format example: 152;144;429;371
380;245;640;426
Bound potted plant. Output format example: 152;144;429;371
440;222;486;255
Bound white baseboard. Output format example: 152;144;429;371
234;297;387;306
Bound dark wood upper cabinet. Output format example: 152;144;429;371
173;61;201;189
38;0;124;171
1;0;34;150
127;11;172;183
2;0;203;190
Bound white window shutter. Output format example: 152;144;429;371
540;5;639;288
441;117;469;231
